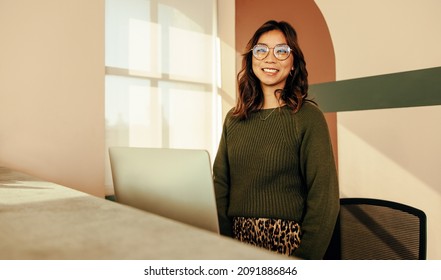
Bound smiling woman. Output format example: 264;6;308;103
213;20;340;260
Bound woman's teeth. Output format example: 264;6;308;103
263;68;278;73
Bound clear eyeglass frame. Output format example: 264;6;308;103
250;44;292;61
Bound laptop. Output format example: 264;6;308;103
109;146;220;234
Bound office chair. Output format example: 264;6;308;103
324;198;427;260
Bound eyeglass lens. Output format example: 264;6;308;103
252;44;291;61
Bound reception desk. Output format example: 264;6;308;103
0;167;291;260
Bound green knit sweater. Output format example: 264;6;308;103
213;102;339;260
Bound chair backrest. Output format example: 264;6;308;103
324;198;427;260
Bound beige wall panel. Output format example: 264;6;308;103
315;0;441;259
315;0;441;80
218;0;237;120
338;106;441;259
0;0;105;197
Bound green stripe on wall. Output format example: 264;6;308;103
309;66;441;112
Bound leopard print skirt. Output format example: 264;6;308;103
232;217;301;256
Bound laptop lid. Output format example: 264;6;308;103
109;146;219;234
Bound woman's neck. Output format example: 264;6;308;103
262;88;284;109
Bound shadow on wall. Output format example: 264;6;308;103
338;106;441;197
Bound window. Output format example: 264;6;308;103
105;0;221;194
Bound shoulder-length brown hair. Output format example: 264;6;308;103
233;20;310;119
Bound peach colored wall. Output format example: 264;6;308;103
0;0;105;197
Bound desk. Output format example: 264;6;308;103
0;167;291;260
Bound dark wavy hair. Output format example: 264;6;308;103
233;20;311;119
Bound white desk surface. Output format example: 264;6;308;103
0;167;293;260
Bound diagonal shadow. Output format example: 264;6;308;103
344;205;418;259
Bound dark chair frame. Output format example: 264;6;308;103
324;198;427;260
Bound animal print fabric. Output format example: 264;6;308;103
232;217;301;256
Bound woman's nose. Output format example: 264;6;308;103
265;50;277;62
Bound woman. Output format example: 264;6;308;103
213;20;339;260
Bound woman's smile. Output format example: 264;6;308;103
262;67;279;74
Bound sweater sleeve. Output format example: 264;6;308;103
213;114;233;236
293;103;340;260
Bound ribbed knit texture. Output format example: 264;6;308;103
213;102;340;260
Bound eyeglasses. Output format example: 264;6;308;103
251;44;292;61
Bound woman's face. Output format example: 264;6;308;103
252;30;294;93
